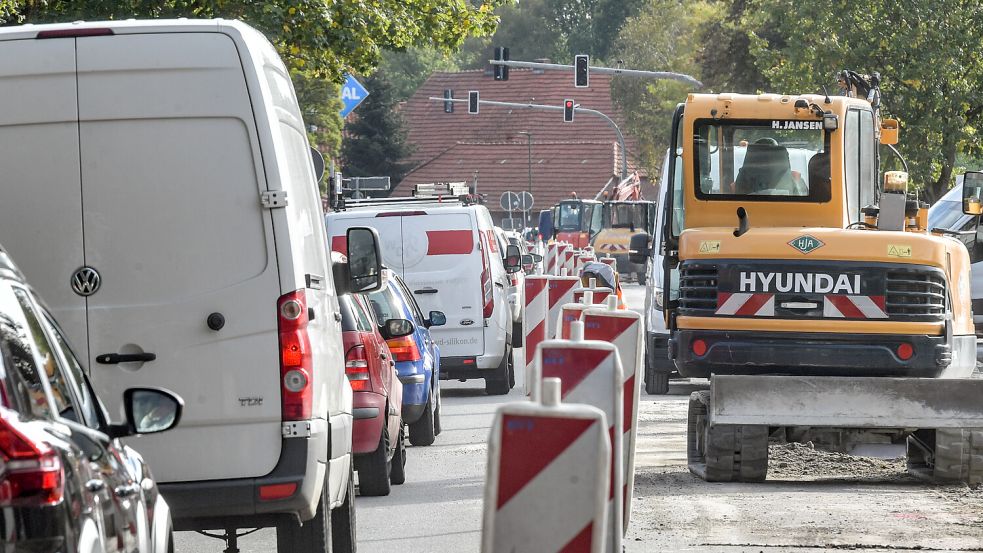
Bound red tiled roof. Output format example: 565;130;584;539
400;140;622;216
396;68;651;209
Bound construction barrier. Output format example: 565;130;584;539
599;256;616;268
573;278;613;306
562;247;577;276
558;290;597;340
545;242;559;276
583;296;643;535
576;253;595;274
538;323;624;553
523;275;549;396
554;243;569;276
547;275;580;340
481;377;610;553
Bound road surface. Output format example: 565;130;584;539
177;284;983;552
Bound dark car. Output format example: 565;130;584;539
0;248;182;553
365;271;445;446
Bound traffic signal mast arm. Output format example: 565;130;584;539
488;58;703;88
428;95;629;179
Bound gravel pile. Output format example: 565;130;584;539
768;442;909;481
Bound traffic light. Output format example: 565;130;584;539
443;89;454;113
563;99;575;122
494;46;509;81
468;90;479;114
575;54;589;88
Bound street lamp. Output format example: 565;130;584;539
517;131;533;228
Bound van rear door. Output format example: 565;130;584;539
0;38;89;361
75;33;282;482
399;212;485;358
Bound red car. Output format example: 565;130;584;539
341;294;409;496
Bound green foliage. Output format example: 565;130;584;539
380;47;461;102
292;70;344;172
545;0;647;61
697;0;768;93
5;0;510;80
341;71;415;183
744;0;983;201
611;0;720;173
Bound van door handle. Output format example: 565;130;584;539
414;288;438;295
96;353;156;365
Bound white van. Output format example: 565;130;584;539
640;150;681;394
0;20;380;552
326;199;517;395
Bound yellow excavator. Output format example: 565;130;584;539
631;71;983;483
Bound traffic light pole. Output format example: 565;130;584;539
430;96;629;179
488;59;703;88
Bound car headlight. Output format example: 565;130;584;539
654;287;664;309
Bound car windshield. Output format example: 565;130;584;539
556;202;582;230
928;199;966;231
604;203;647;229
366;285;402;324
695;119;831;202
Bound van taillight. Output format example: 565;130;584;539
37;28;114;39
345;345;371;392
278;290;312;421
386;335;422;363
0;411;64;507
479;235;494;319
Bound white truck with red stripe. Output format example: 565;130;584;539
327;197;517;395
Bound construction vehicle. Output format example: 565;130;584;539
630;71;983;483
593;200;655;283
552;198;602;248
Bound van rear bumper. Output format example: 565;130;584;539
440;356;484;380
672;329;953;379
164;431;327;531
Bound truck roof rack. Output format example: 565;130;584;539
330;182;481;211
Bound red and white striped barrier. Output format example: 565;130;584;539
554;243;568;276
558;290;600;340
599;256;616;268
562;247;577;276
573;279;613;306
547;276;579;340
576;253;595;274
523;276;549;396
482;378;610;553
583;297;643;535
545;242;559;276
537;323;624;553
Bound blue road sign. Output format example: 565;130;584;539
340;74;369;118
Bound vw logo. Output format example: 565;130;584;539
71;267;101;297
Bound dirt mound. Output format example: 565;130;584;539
768;442;909;481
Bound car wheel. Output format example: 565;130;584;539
390;426;407;485
357;426;392;497
485;345;512;396
511;321;523;347
331;462;356;553
408;396;436;446
276;473;331;552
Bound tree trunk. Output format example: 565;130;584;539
928;137;958;204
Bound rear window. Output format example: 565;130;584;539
338;296;357;332
0;285;52;419
366;285;403;324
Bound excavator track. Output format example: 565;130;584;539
907;428;983;485
687;391;769;482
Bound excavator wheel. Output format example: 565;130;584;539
687;391;769;482
907;428;983;485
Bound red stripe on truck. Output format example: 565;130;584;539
426;230;474;255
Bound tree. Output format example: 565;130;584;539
341;72;415;183
744;0;983;201
4;0;511;81
610;0;720;173
546;0;647;61
292;70;344;179
380;47;462;102
696;0;769;94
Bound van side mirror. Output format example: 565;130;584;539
346;227;383;293
108;387;183;438
380;318;414;339
310;147;326;183
426;311;446;328
504;244;522;273
963;171;983;216
629;233;652;265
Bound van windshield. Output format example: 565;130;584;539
694;119;831;202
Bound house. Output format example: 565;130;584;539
396;67;653;224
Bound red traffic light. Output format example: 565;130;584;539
563;99;574;122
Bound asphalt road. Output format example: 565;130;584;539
175;283;983;552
